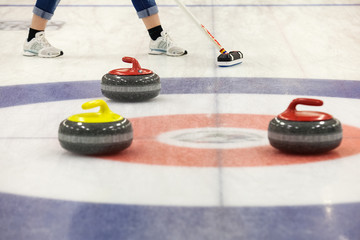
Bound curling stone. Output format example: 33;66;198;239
58;99;133;155
268;98;342;154
101;57;161;102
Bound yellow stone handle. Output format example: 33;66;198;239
82;99;111;113
68;99;123;123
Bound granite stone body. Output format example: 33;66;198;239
101;72;160;101
268;117;342;154
58;118;133;155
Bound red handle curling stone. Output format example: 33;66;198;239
268;98;342;154
101;57;161;102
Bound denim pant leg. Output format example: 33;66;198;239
33;0;61;20
131;0;158;18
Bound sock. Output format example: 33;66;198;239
148;25;163;41
27;28;43;42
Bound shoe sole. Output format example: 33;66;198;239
149;49;187;57
149;49;166;55
23;50;64;58
23;50;37;57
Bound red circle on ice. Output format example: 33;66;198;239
100;114;360;167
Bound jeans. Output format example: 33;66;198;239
33;0;61;20
33;0;158;20
131;0;158;18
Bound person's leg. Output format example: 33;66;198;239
142;13;161;30
24;0;63;57
143;14;163;41
27;14;47;42
28;0;61;38
131;0;162;40
131;0;187;56
30;13;48;30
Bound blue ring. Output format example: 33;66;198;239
1;77;359;108
1;77;360;240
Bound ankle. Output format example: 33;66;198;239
148;25;163;41
27;28;43;42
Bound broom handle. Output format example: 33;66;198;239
173;0;227;53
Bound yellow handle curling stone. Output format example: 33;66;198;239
58;100;133;155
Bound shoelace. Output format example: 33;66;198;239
162;32;174;50
37;33;51;48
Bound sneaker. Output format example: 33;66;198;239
149;31;187;57
23;32;63;58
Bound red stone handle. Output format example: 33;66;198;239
287;98;323;111
278;98;332;121
122;57;142;72
108;57;153;75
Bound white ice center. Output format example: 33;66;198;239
157;127;269;149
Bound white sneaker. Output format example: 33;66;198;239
23;32;63;58
149;31;187;57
